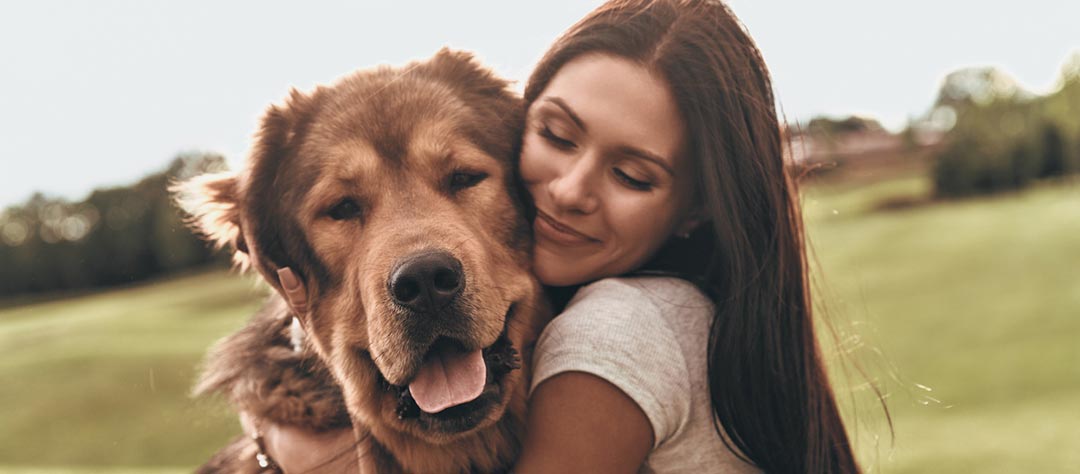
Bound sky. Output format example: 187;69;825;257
1;0;1077;208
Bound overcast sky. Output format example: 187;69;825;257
2;0;1077;208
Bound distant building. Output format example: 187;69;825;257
785;122;943;166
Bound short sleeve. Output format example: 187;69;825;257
530;278;692;448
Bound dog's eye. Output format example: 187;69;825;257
448;171;488;192
328;199;363;220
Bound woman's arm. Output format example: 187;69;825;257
514;371;653;474
240;372;652;474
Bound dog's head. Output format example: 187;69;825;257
177;50;544;450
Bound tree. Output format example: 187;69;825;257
933;67;1029;110
1055;50;1080;89
1037;124;1066;178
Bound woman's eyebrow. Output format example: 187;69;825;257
543;97;587;132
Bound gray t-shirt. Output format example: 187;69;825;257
531;277;760;474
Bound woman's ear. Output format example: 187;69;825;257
172;171;251;269
675;209;705;239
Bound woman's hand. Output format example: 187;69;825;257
514;372;654;473
239;412;358;473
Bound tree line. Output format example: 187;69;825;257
932;59;1080;197
0;153;228;297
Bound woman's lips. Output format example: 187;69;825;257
534;210;599;246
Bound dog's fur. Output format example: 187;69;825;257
177;49;549;473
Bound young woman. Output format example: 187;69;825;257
253;0;859;472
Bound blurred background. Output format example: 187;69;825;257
1;1;1078;472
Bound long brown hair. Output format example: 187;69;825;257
525;1;859;472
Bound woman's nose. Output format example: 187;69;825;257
547;155;600;215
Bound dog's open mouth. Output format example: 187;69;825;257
393;305;520;433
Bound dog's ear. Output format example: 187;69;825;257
172;172;250;269
173;89;317;274
240;88;319;276
251;88;314;165
423;48;525;163
424;47;515;100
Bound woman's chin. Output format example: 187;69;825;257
533;254;589;287
534;265;582;287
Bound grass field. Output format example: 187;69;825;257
0;269;263;472
1;174;1078;472
804;175;1080;473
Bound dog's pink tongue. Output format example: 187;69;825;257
408;348;486;414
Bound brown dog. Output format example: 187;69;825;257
177;49;549;473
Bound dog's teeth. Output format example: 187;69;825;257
488;345;521;375
396;389;421;420
505;348;521;370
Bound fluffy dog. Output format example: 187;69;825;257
177;49;549;473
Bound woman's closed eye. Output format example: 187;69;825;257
539;125;577;150
613;167;654;191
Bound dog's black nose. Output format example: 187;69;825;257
389;250;465;313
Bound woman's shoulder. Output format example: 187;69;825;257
532;276;705;447
550;276;714;359
568;275;713;318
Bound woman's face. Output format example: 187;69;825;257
520;54;698;287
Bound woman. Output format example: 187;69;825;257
255;0;859;472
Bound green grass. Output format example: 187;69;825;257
805;175;1080;473
0;268;263;471
1;176;1078;472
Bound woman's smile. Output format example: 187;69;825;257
533;209;601;247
